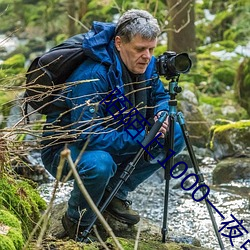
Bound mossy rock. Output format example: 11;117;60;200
0;174;47;239
0;209;24;250
209;120;250;160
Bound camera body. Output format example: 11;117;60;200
156;51;192;79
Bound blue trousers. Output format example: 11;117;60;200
41;123;185;226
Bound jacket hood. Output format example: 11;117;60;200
82;21;116;65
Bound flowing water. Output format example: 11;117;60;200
38;156;250;250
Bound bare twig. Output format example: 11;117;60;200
134;220;142;250
68;14;90;31
61;148;124;250
93;225;110;250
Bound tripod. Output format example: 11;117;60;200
161;77;225;249
82;77;225;249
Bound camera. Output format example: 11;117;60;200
156;51;192;79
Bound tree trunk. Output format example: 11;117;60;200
167;0;196;63
78;0;88;20
67;0;76;36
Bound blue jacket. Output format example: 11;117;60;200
44;21;170;156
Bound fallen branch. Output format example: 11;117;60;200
62;148;124;250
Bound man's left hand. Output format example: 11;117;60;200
154;111;169;138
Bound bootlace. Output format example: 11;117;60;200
123;200;132;209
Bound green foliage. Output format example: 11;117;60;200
199;91;248;121
0;175;47;239
0;0;249;116
0;54;26;85
234;57;250;115
213;67;235;86
208;10;234;42
197;0;250;47
0;209;24;250
199;95;224;107
0;235;16;250
192;40;241;95
154;44;167;57
106;237;203;250
1;54;25;69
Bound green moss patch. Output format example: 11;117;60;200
0;174;47;239
209;120;250;152
0;209;23;250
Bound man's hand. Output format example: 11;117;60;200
154;111;169;138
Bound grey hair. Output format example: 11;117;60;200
115;9;160;43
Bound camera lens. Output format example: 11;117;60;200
156;51;192;79
174;53;192;73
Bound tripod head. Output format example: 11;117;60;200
168;76;182;100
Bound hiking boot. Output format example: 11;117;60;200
105;196;140;225
61;213;97;243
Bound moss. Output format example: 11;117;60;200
213;67;235;86
0;209;21;229
0;209;24;249
213;120;250;133
217;40;237;51
7;228;24;249
166;242;183;250
0;54;26;86
199;95;224;107
208;10;234;42
0;175;47;239
105;237;206;250
199;91;248;121
209;120;250;150
235;57;250;116
0;235;16;250
1;54;25;69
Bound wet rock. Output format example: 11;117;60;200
179;100;210;148
213;157;250;184
209;119;250;160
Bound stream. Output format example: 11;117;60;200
38;154;250;250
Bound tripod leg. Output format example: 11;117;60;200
162;114;175;243
177;112;225;250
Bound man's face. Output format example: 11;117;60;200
115;35;157;74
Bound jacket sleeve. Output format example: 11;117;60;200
65;61;145;156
